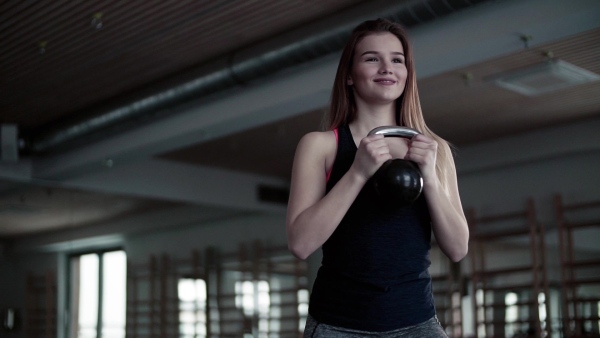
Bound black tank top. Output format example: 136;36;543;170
308;125;435;331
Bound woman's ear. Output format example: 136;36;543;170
347;76;353;86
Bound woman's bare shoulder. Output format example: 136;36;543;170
294;130;337;170
297;130;336;151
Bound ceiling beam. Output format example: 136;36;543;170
31;61;335;180
456;116;600;175
59;158;289;212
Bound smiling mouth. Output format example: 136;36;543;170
374;79;396;84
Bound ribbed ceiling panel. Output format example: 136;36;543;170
0;0;366;130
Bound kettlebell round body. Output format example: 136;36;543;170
372;159;423;206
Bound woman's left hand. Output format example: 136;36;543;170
404;134;438;184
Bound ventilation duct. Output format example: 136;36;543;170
29;0;492;154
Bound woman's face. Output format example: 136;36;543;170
348;32;408;106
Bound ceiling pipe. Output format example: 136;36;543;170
29;0;491;154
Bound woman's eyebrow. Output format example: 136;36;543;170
360;51;379;56
360;51;405;56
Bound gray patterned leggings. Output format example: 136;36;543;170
304;315;448;338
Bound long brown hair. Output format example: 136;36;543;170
325;18;454;191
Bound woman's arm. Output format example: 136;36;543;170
424;157;469;262
286;131;390;260
406;136;469;262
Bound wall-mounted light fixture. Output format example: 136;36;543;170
489;59;600;97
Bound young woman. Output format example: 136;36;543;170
286;19;469;337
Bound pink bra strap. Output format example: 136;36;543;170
326;128;339;183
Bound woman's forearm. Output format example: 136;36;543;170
286;168;366;260
423;178;469;262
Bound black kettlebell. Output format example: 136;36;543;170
368;126;423;206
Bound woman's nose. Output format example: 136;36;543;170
379;61;392;74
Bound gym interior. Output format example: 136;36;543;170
1;0;599;337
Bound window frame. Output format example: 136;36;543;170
66;247;125;338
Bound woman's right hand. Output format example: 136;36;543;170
351;134;392;181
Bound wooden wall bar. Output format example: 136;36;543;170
25;270;56;338
555;195;600;338
467;198;551;338
126;240;307;337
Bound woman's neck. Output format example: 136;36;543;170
349;104;397;138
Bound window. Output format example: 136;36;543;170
178;278;207;338
235;280;271;337
297;288;309;331
69;250;126;338
505;291;548;337
505;292;519;337
232;279;309;337
475;288;486;337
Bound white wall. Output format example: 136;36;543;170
125;212;288;264
457;116;600;254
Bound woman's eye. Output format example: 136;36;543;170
393;58;404;63
365;57;378;62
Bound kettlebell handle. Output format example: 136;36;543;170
367;126;421;139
